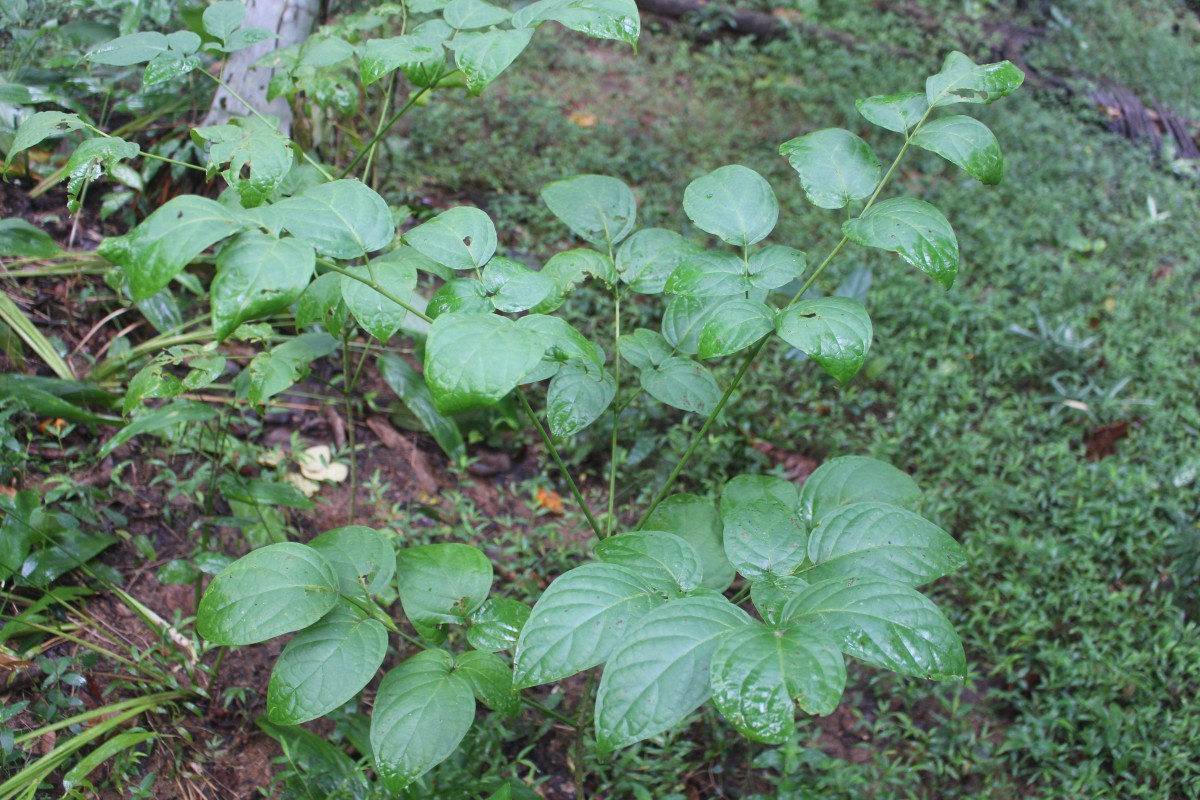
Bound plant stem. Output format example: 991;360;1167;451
524;696;578;728
604;290;621;538
319;259;433;324
339;85;434;180
573;668;597;800
91;328;216;381
342;331;359;523
516;390;604;540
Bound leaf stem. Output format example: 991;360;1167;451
318;259;433;324
516;389;604;540
339;84;435;180
604;290;621;538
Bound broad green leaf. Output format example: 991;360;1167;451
546;359;615;438
910;115;1003;184
0;375;117;425
377;353;467;464
782;578;966;680
750;574;808;625
203;1;246;41
779;128;881;210
371;650;475;792
217;474;313;510
166;31;202;54
855;92;929;134
238;332;338;405
534;248;617;313
99;195;243;301
424;313;544;413
404;206;497;271
428;278;491;318
541;174;636;249
595;593;750;752
267;180;393;259
618;328;671;370
212;232;315;341
721;495;807;581
295;272;350;335
720;474;798;518
639;356;720;414
448;28;535;95
513;563;663;688
0;491;38;583
0;219;61;258
805;502;965;586
396;543;493;630
99;400;216;458
467;597;531;652
308;525;395;597
644;494;735;591
444;0;511;29
925;51;1024;108
517;314;605;367
296;35;356;67
483;256;556;312
222;26;275;53
842;197;959;288
682;165;778;247
455;650;519;716
512;0;640;46
697;299;773;359
192;117;294;207
710;623;846;743
665;250;747;297
86;31;169;65
197;542;340;645
747;245;806;291
64;137;141;213
661;295;723;355
6;112;87;169
595;531;702;594
798;455;921;528
615;228;701;294
360;33;445;87
267;607;388;724
340;255;419;343
776;296;872;383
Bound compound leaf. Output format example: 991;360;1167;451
396;543;493;631
267;180;393;259
424;313;544;414
595;593;750;752
99;195;243;301
910;115;1003;184
339;254;419;343
212;232;315;341
455;650;519;716
682;165;777;247
594;530;703;594
639;356;720;414
541;174;636;249
371;650;475;792
842;197;959;288
782;578;966;680
856;92;929;134
798;455;921;528
267;607;387;724
776;296;872;384
697;299;773;359
405;206;497;271
721;495;807;581
513;563;663;688
467;597;531;653
779;129;881;210
925;51;1024;108
448;28;534;95
615;228;701;294
805;502;966;586
546;359;615;438
197;542;339;645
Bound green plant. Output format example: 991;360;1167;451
116;30;1025;795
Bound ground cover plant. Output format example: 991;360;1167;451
1;0;1198;797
